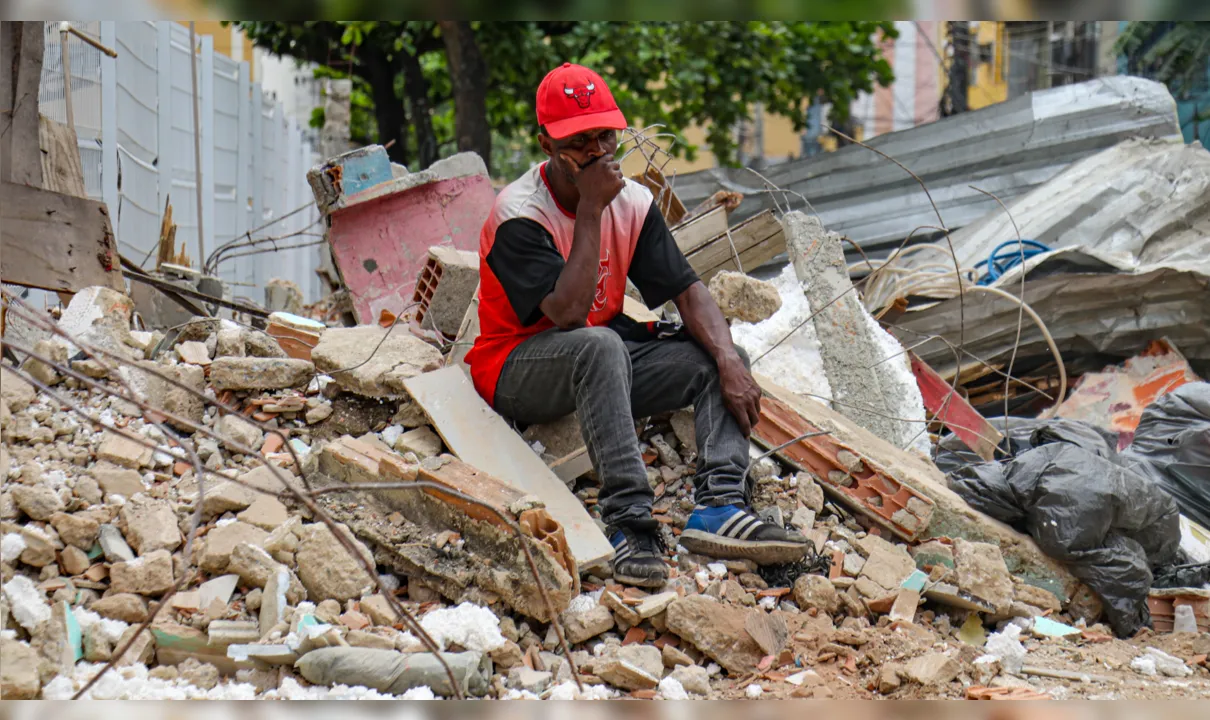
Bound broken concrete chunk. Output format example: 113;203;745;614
109;549;175;596
236;494;290;531
507;666;553;694
134;361;205;433
394;426;442;460
596;644;663;691
665;595;765;674
12;484;65;521
859;547;916;595
294;522;375;602
214;414;264;453
708;270;782;323
1;637;42;699
1;365;38;412
794;573;841;615
91;462;146;500
911;539;955;570
225;543;305;604
242;329;289;359
561;604;615;645
953;539;1014;614
199;522;269;575
781;212;917;447
669;664;710;696
120;496;182;555
311;325;443;399
209;357;314;391
87;597;146;629
96;431;153;469
216;329;245;358
201;482;257;518
50;511;99;550
903;652;961;686
176;340;212;366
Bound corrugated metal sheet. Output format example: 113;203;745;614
892;137;1210;374
928;138;1210;272
673;77;1182;261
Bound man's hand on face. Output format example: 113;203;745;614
561;152;625;215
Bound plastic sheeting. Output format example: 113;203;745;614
943;419;1181;638
1121;383;1210;530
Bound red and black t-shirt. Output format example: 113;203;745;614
464;162;697;406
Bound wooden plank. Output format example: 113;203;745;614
0;181;124;293
1;21;45;187
402;366;614;569
38;115;87;198
670;204;728;256
687;210;784;280
909;351;1004;462
698;230;786;284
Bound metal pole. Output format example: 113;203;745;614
59;24;73;130
189;21;205;264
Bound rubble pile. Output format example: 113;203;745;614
1;285;1207;700
3;126;1209;702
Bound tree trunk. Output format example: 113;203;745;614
365;56;409;167
439;20;492;175
400;50;438;170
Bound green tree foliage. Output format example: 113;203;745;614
1116;22;1210;98
232;20;896;174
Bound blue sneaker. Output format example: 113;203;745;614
608;519;669;589
680;504;808;565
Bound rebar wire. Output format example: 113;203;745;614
207;217;326;274
1;292;466;699
824;124;966;366
310;301;422;384
204;202;319;272
745;166;818;218
969;184;1031;431
751;222;949;366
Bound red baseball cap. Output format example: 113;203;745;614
536;63;628;140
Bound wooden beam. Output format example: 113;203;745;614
671;204;728;256
1;21;45;187
0;180;124;293
38;115;88;198
685;210;785;282
909;351;1004;461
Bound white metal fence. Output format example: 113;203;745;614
37;21;323;305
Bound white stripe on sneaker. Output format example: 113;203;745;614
726;515;759;539
737;517;767;540
717;512;748;537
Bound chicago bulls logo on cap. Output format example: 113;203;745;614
563;82;596;108
536;63;627;139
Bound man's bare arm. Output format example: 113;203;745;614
674;281;762;435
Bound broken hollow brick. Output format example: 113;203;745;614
413;247;481;338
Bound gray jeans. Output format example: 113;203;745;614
493;326;750;530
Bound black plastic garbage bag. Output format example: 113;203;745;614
1121;382;1210;530
947;422;1180;638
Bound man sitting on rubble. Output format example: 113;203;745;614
464;63;808;588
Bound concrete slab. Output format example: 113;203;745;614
754;374;1077;603
402;367;612;570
